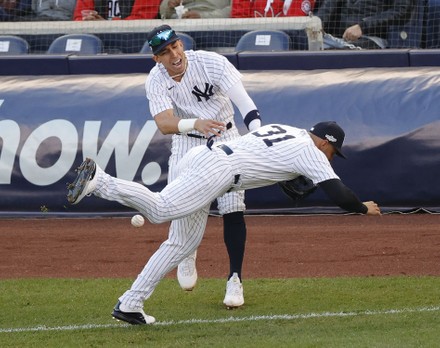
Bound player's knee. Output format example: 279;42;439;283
147;214;168;224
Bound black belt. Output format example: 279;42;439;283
227;174;241;193
217;144;233;155
187;133;206;139
186;133;208;139
180;121;233;140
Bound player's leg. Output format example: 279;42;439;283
223;211;246;280
217;190;246;308
166;148;200;290
92;170;199;223
114;207;209;324
166;148;199;291
69;152;230;223
175;218;198;290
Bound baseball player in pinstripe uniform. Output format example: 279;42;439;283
67;121;381;325
144;25;262;308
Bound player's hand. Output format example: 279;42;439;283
194;119;225;138
343;24;362;42
363;201;381;216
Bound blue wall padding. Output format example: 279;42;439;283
0;67;439;216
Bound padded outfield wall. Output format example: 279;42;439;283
1;67;439;216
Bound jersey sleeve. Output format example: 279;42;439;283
296;143;340;184
200;51;242;92
145;70;174;117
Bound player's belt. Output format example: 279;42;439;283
186;133;206;139
227;174;240;193
217;144;233;155
183;122;233;140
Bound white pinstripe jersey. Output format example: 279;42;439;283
145;50;242;157
217;124;340;190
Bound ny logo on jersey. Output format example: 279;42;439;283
192;83;214;102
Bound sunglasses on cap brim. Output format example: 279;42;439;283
148;29;176;47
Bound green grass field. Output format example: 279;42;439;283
1;276;439;347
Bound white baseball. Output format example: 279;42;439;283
131;214;145;228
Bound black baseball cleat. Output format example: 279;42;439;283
66;158;97;205
111;301;156;325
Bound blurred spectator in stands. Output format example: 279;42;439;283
231;0;315;17
73;0;161;20
160;0;231;19
0;0;33;20
425;0;440;48
316;0;413;49
31;0;75;20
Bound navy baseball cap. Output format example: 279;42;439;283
147;24;180;55
310;121;346;158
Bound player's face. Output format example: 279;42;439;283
318;140;337;162
153;40;186;77
327;146;337;161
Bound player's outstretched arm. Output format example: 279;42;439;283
319;179;381;215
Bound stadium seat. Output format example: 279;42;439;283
47;34;103;55
234;30;291;52
0;35;29;55
139;42;152;54
140;32;196;54
387;0;426;48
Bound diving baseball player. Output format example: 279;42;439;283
67;121;381;325
144;24;262;308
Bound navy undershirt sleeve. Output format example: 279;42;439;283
319;179;368;214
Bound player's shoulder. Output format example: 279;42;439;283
146;64;167;84
263;123;299;131
262;124;309;137
146;64;160;78
187;49;227;65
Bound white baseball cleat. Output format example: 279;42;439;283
223;272;244;308
177;251;198;291
67;158;98;205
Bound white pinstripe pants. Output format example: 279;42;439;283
93;146;238;309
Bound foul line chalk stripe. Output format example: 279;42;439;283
1;306;439;333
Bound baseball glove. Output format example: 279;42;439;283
278;175;317;202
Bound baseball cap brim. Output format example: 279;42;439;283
152;36;180;55
333;147;346;159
